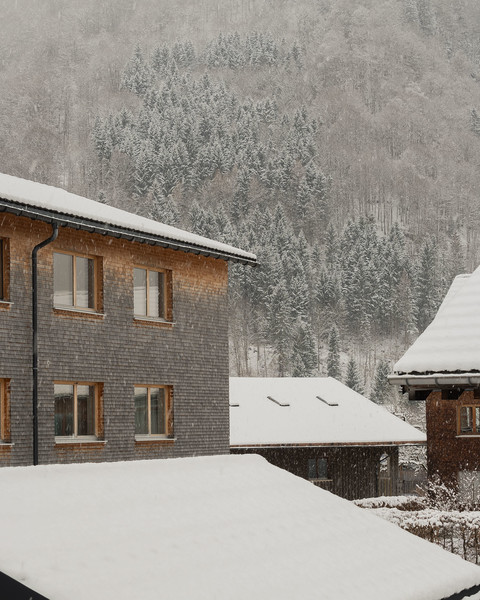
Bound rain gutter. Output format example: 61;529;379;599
32;223;59;466
388;373;480;388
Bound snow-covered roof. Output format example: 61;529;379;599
0;173;256;264
0;455;479;600
394;267;480;375
229;377;426;446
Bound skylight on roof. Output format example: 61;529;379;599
267;396;290;407
316;395;338;407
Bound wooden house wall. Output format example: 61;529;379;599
427;389;480;488
0;212;230;466
231;446;399;501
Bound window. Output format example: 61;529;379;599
135;385;173;437
0;379;10;442
458;405;480;435
308;458;328;480
134;267;169;320
54;382;100;439
54;252;96;310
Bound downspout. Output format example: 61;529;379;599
32;223;59;466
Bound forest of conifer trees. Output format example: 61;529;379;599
1;0;480;404
89;33;467;401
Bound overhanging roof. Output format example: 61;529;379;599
0;173;256;265
393;269;480;376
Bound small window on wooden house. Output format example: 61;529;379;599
54;252;97;311
458;405;480;435
134;385;173;438
308;458;328;480
54;382;102;439
134;267;171;321
0;379;11;442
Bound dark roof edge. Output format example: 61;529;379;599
0;199;257;266
389;373;480;387
441;583;480;600
230;441;426;449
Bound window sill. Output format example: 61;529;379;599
456;435;480;439
54;307;105;320
0;301;13;310
135;435;175;445
55;438;106;448
0;442;14;447
133;316;175;328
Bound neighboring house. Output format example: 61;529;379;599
390;267;480;501
0;173;255;466
229;377;426;500
1;455;479;600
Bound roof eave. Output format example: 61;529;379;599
0;199;257;266
389;373;480;388
442;583;480;600
230;440;426;449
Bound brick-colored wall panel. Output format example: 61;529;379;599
426;390;480;487
0;213;230;466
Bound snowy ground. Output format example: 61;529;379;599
1;455;480;600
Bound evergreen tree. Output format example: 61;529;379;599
267;281;293;376
150;181;179;226
404;0;419;24
416;0;436;35
122;44;155;96
471;109;480;136
345;357;364;394
292;323;317;377
325;223;338;272
370;359;391;405
415;237;440;332
327;325;341;380
97;191;107;204
449;229;465;283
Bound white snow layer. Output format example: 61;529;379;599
0;173;256;261
394;268;480;374
1;455;479;600
230;377;426;446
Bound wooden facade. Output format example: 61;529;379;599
231;445;399;500
0;177;255;466
425;388;480;490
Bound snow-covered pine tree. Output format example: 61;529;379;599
415;237;440;332
471;109;480;136
345;357;364;394
327;325;341;380
267;280;293;376
416;0;436;35
370;359;391;405
122;44;155;96
292;322;317;377
448;229;465;284
325;223;338;272
404;0;419;23
150;181;179;226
